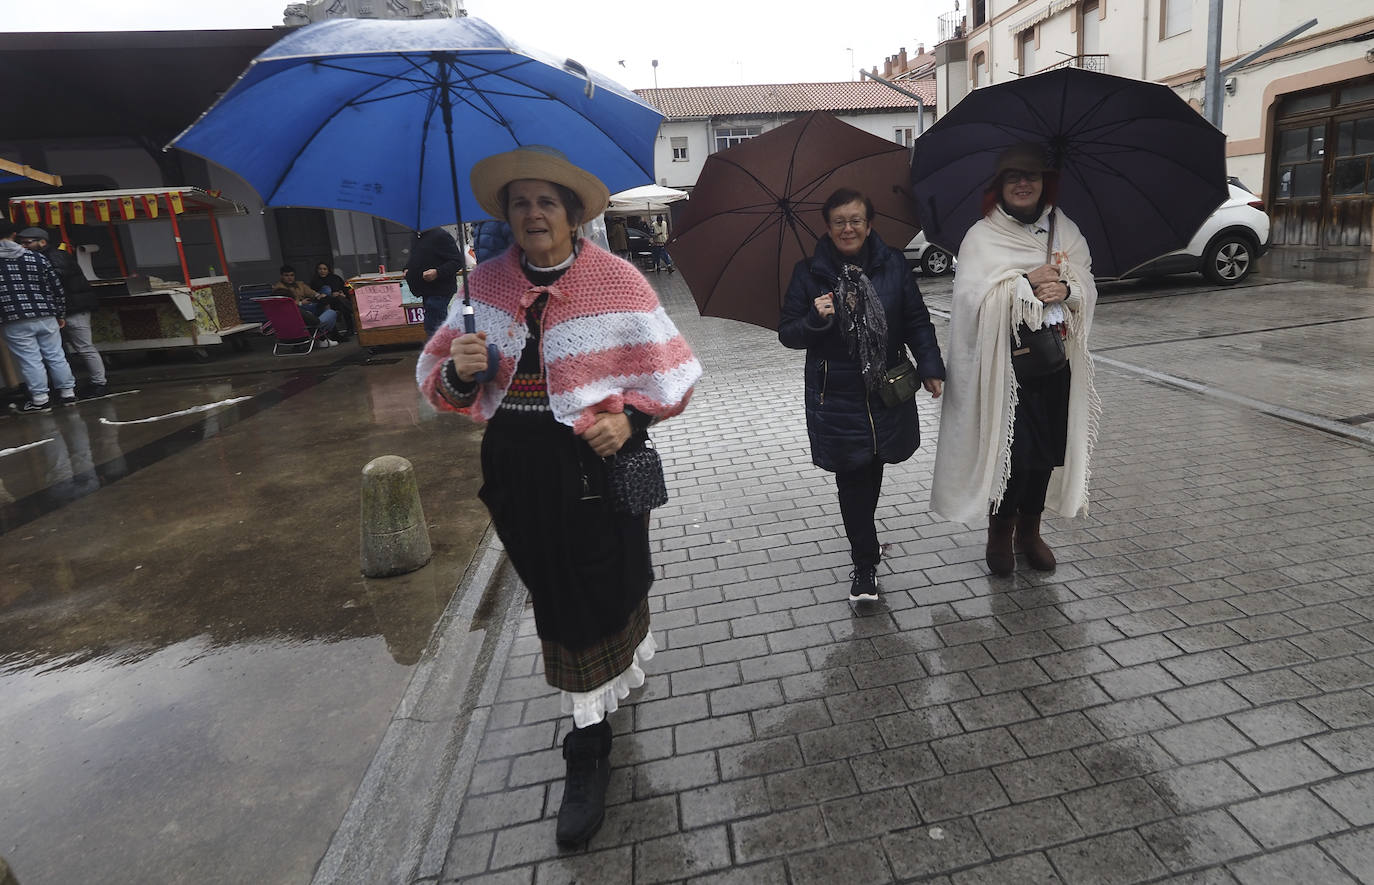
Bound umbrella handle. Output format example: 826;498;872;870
462;304;500;383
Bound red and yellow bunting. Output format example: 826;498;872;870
11;191;208;227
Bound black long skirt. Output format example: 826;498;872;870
1011;362;1071;469
478;412;653;693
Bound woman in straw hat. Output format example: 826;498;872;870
416;145;702;848
930;143;1100;576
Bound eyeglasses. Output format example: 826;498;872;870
1003;171;1043;183
829;217;868;230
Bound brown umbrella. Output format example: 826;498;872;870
669;110;920;331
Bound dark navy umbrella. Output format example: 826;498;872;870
910;68;1227;278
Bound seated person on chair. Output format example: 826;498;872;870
307;261;354;336
271;264;337;337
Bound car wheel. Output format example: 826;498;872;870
1202;234;1255;285
922;247;953;276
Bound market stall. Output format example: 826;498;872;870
7;188;257;354
347;271;439;348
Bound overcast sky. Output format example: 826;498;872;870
5;0;950;88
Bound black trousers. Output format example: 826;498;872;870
835;459;885;570
995;464;1053;518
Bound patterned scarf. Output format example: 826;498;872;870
833;262;889;393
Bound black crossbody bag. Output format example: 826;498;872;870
1011;210;1068;381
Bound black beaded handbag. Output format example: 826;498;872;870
607;438;668;515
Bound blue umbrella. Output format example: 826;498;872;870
169;16;662;233
171;16;661;374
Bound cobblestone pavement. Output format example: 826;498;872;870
440;270;1374;884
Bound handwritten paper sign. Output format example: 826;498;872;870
354;282;407;329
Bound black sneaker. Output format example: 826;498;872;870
848;567;879;602
17;399;52;415
83;384;108;399
58;393;78;407
556;721;612;848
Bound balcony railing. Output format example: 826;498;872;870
938;10;966;42
1041;54;1108;74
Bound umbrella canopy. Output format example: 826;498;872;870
910;67;1227;278
169;16;662;232
609;184;689;212
670;111;920;331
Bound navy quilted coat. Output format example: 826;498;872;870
778;233;945;473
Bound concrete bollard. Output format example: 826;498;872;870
360;455;433;578
1;856;19;885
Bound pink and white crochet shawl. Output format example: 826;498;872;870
416;241;702;433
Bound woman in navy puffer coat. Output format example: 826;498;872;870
779;188;946;603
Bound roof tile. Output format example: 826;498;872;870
635;80;934;119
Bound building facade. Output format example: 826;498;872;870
636;82;937;190
933;0;1374;249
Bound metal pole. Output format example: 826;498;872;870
1221;18;1318;77
437;56;473;313
861;69;928;134
164;192;192;286
106;220;128;277
1203;0;1224;128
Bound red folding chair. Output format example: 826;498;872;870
253;296;330;356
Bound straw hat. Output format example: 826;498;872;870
471;145;610;222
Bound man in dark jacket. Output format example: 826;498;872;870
405;227;463;337
0;219;76;413
20;228;107;396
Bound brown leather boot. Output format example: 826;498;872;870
1015;511;1057;571
985;513;1016;576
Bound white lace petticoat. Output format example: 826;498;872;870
560;630;657;728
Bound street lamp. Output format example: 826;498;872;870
651;58;659;91
846;47;855;81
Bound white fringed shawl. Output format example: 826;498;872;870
930;206;1101;524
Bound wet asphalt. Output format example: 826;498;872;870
0;343;486;884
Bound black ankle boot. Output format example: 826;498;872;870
556;720;612;848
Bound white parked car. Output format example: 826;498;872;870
903;178;1271;286
904;231;954;276
1117;178;1271;285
